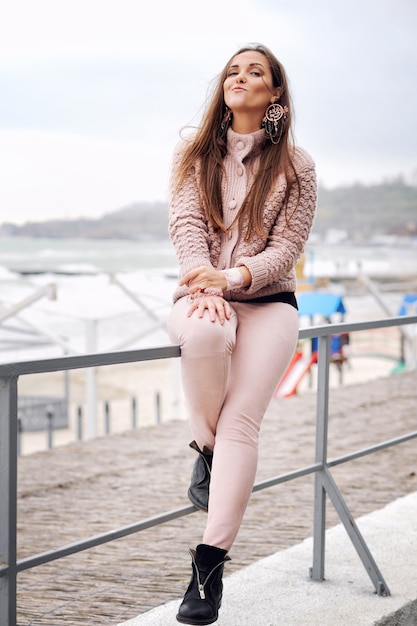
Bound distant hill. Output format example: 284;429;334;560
1;179;416;241
1;202;169;240
315;178;417;241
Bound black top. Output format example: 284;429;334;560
236;292;298;310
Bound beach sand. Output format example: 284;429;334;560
17;359;184;455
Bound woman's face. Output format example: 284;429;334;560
223;50;279;119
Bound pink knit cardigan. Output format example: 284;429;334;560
169;128;317;303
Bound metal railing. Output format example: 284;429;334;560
1;315;417;626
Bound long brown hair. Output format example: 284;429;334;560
171;43;300;240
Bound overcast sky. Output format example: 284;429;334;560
1;0;416;224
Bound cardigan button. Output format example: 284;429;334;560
236;140;245;150
228;199;237;209
237;167;243;176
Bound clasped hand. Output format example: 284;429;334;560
179;266;231;324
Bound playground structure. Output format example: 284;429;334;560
274;257;349;399
273;292;349;398
274;287;417;399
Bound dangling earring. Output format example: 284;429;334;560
262;101;289;144
220;107;232;139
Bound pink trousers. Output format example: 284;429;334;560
167;296;299;551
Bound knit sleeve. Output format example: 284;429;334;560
236;148;317;295
168;141;214;279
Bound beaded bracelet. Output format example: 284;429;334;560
187;287;223;303
221;267;244;290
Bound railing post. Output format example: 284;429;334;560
77;406;83;441
104;401;110;435
47;406;54;450
0;374;18;626
17;418;22;457
309;333;391;596
310;334;330;582
131;396;137;429
85;319;98;440
155;391;161;424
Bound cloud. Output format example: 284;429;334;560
0;130;172;222
0;0;416;223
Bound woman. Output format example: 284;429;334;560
167;43;317;625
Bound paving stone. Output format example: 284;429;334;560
15;371;417;625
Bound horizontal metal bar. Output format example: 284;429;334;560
252;462;323;492
0;345;181;377
0;311;415;621
298;314;417;340
4;464;324;576
328;430;417;468
10;504;196;575
0;315;415;378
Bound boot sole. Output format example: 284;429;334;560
176;612;218;625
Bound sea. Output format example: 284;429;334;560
0;236;416;364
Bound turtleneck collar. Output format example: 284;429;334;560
226;127;267;159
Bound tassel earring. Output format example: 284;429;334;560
262;101;289;144
220;107;232;138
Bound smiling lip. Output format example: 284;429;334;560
232;87;247;92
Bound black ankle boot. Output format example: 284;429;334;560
176;544;231;625
188;441;213;512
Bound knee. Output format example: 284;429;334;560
168;298;237;355
216;411;260;448
182;316;235;356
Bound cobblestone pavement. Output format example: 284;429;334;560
16;371;417;625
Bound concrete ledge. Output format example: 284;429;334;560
118;491;417;626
